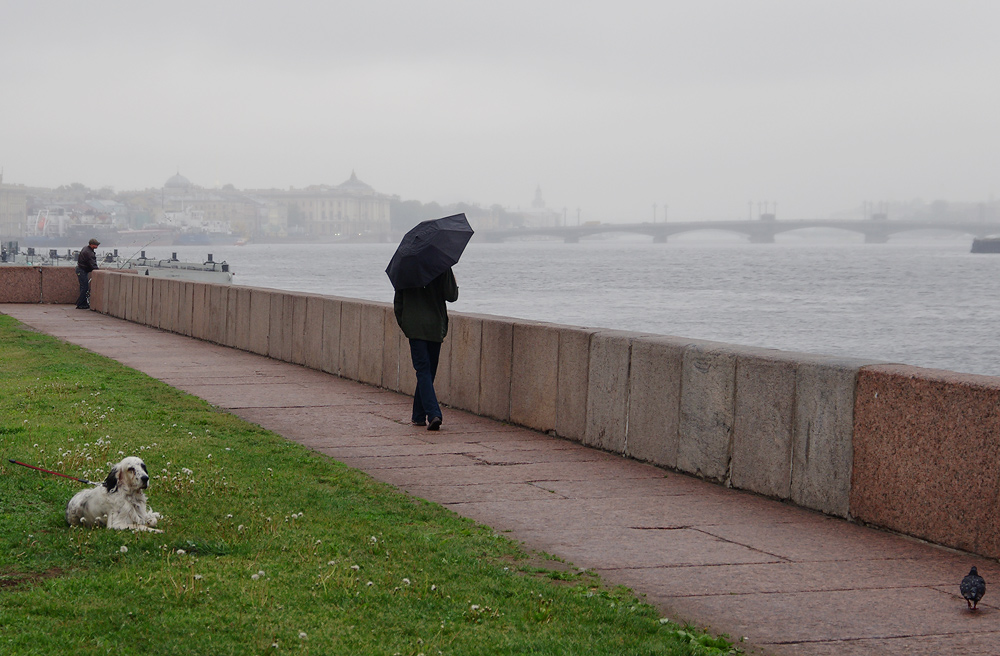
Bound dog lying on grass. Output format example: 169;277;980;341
66;456;163;532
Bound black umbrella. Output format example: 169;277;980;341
386;213;474;290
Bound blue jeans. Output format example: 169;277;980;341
409;339;442;422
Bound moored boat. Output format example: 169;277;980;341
971;237;1000;253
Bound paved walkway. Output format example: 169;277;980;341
5;304;999;655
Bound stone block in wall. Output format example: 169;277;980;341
0;267;41;303
124;276;137;322
89;271;107;312
133;276;148;325
163;279;180;332
584;330;635;453
510;321;559;433
358;303;387;386
148;278;162;329
626;335;697;469
339;300;362;381
447;313;483;414
556;327;596;442
106;273;120;318
233;287;252;350
290;294;309;365
41;268;78;304
178;282;195;336
127;275;140;323
303;295;325;370
135;276;148;323
791;356;870;518
435;333;454;405
678;342;736;482
268;293;289;361
117;275;130;320
478;317;513;421
191;284;209;339
381;306;401;391
208;285;228;344
730;349;797;499
248;289;271;355
321;297;343;375
852;365;1000;559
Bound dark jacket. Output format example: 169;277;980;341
77;246;98;272
393;269;459;342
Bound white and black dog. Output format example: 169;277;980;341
66;456;162;532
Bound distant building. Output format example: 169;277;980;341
511;185;561;228
161;171;276;237
0;173;28;239
251;171;392;241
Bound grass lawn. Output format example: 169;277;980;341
0;314;736;655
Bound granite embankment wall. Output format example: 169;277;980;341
15;267;999;558
0;266;81;303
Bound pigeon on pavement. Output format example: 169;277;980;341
961;566;986;610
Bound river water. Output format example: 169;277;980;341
154;233;1000;377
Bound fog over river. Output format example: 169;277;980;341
153;236;1000;377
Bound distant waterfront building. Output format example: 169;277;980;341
0;172;28;239
250;171;392;241
513;185;561;228
161;171;278;237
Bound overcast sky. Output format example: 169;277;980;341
3;1;999;221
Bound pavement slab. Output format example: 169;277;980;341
3;304;997;656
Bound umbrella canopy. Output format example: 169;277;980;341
386;213;474;290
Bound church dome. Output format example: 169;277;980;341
165;172;193;189
338;170;373;191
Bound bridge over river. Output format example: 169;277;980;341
480;218;1000;244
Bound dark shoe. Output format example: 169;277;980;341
75;305;90;310
427;416;442;431
411;419;426;427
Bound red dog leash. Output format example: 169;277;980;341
8;459;92;484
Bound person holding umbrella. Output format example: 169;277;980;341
386;214;473;431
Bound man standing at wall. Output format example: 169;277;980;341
75;238;100;310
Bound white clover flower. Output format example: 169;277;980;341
403;578;411;586
471;605;480;611
258;570;265;577
431;585;437;591
120;546;128;553
298;632;307;639
328;561;336;566
350;565;360;571
367;581;373;587
194;574;203;580
370;536;378;543
176;549;186;555
252;573;260;581
238;525;245;531
206;454;212;459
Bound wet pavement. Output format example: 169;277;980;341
4;304;999;655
